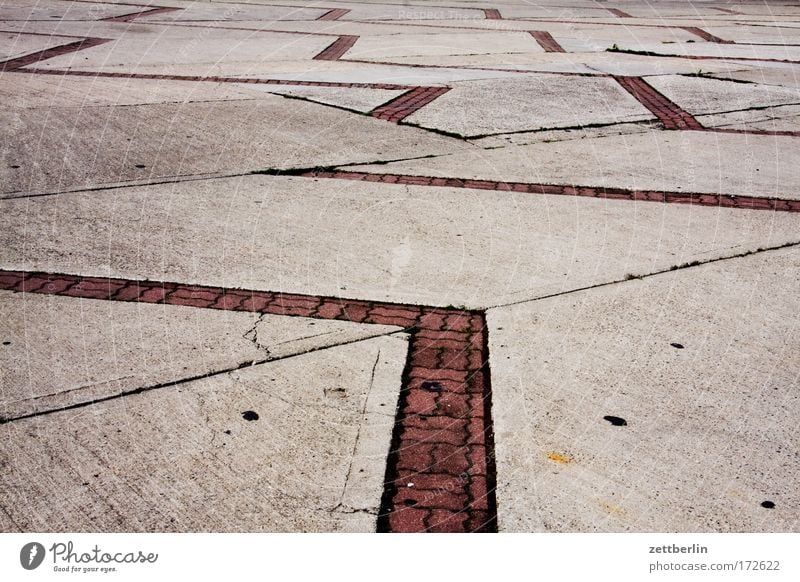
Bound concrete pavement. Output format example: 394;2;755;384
1;0;798;533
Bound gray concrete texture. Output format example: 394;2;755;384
1;0;799;533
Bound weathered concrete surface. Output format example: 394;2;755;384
699;104;800;132
347;32;545;60
351;131;800;200
237;83;406;113
404;75;654;136
1;96;468;195
0;290;400;420
0;335;407;532
646;74;800;115
2;175;799;310
3;0;800;534
489;247;800;532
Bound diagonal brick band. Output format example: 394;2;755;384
313;35;359;60
371;86;451;122
613;75;704;130
0;269;497;533
318;8;351;21
0;38;111;72
530;30;566;52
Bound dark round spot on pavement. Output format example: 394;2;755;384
224;429;232;435
603;415;627;426
134;164;146;168
2;341;10;345
421;381;442;391
241;410;259;421
403;499;418;507
670;342;684;349
761;501;775;509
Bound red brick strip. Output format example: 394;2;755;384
313;35;358;60
318;8;350;21
0;38;111;72
0;269;496;533
483;9;502;20
529;30;565;53
606;7;632;17
297;170;800;213
613;75;704;130
680;26;734;44
100;6;182;22
371;86;451;122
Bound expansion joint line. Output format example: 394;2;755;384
100;6;182;22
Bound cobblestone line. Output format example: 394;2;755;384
370;86;451;122
0;269;497;533
100;6;182;22
606;7;633;17
313;35;358;60
298;170;800;212
318;8;351;21
529;30;565;52
680;26;733;43
613;75;704;130
0;38;111;72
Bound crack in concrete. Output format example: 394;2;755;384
336;348;381;509
0;330;405;425
486;240;800;310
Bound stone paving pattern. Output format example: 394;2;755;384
1;0;799;533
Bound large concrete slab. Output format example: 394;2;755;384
347;32;545;60
0;30;69;60
35;28;334;74
372;52;750;76
0;71;279;108
698;104;800;132
0;334;407;532
1;95;468;195
488;247;800;532
350;130;800;199
646;74;800;115
404;75;654;137
0;290;400;420
235;83;405;113
2;174;798;310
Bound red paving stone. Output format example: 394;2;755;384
613;75;704;130
680;26;734;43
0;269;497;533
297;169;800;213
313;35;358;60
317;8;350;21
606;7;633;18
371;86;451;122
529;30;566;52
